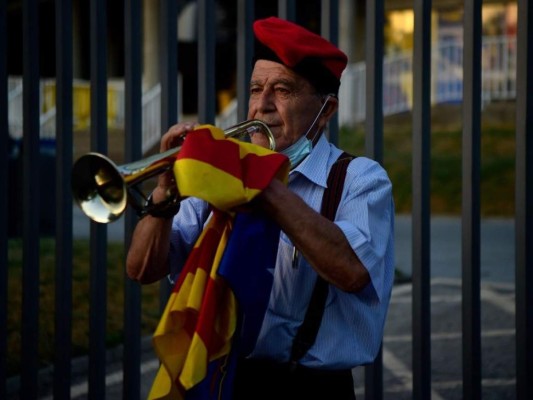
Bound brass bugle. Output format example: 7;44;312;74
71;119;276;224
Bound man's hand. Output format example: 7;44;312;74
153;122;198;203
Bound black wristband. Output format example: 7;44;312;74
139;190;180;220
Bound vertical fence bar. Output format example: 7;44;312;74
159;0;178;309
364;1;384;398
278;0;295;22
515;0;533;399
123;1;142;398
0;1;8;398
237;0;254;122
320;0;339;146
364;0;383;162
89;1;108;398
54;0;74;398
411;1;432;399
20;0;40;397
462;1;482;399
198;0;216;124
160;0;178;132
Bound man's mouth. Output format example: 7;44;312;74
264;122;280;133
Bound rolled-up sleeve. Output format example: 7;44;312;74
168;197;211;280
335;157;395;303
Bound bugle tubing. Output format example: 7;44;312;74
71;120;275;224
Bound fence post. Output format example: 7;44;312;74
515;0;533;398
123;0;143;398
88;1;108;398
53;0;74;398
364;1;385;399
0;1;8;397
21;0;41;396
461;1;482;399
412;1;432;399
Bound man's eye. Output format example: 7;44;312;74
275;87;290;95
250;87;262;95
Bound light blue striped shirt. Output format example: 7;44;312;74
169;134;395;369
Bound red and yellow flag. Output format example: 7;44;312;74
148;125;288;400
174;124;287;211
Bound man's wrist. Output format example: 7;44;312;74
139;186;180;219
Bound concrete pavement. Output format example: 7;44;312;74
359;276;516;399
74;207;516;284
394;214;515;283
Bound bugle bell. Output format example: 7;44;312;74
71;120;276;224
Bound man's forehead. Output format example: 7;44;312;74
250;60;309;87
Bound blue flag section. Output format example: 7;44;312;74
217;212;280;356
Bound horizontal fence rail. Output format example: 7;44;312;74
6;35;518;152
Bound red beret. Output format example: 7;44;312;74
253;17;348;94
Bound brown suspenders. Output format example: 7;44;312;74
290;152;354;368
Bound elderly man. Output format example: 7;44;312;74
127;16;394;400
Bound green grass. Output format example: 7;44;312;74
339;121;516;216
6;114;516;377
6;238;160;377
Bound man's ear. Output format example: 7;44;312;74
321;95;339;120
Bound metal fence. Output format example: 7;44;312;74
1;0;532;399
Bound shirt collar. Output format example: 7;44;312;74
290;134;333;188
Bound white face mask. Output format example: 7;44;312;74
281;94;334;169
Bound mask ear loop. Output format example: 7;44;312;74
305;94;336;146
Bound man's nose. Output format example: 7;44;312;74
255;90;275;112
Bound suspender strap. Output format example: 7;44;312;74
289;152;354;367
